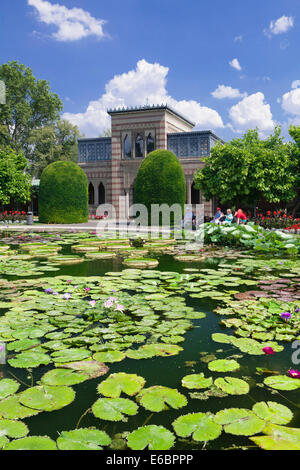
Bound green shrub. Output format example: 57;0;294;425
39;161;88;224
134;150;186;224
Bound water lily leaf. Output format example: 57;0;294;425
264;375;300;391
60;360;110;379
172;413;222;442
52;348;92;363
137;386;187;412
8;351;51;368
214;377;249;395
4;436;57;450
214;408;265;436
250;424;300;450
0;379;20;400
181;374;213;390
40;369;88;386
93;351;125;363
0;395;40;419
57;428;111;450
0;436;9;449
211;333;233;344
97;373;146;398
0;419;29;438
92;397;138;421
252;401;293;425
7;338;41;352
19;385;75;412
127;425;175;450
208;359;240;373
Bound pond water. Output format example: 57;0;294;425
0;234;300;450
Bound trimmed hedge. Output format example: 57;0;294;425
39;161;88;224
134;149;186;223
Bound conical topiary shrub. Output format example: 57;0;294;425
134;149;186;224
38;161;88;224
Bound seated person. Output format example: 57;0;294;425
221;209;233;224
235;209;247;224
210;208;224;224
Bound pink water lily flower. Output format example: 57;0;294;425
262;347;275;355
89;300;96;308
281;312;292;321
115;304;125;312
63;293;72;300
104;300;114;308
84;287;91;293
288;369;300;379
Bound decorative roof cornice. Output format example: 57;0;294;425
107;103;195;127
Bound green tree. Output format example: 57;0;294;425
0;61;62;156
28;119;81;177
39;161;88;224
194;128;296;212
0;147;32;205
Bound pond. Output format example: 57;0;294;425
0;231;300;450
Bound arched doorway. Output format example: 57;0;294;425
191;182;200;205
88;183;95;205
98;183;105;205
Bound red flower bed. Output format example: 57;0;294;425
0;211;27;223
253;210;299;229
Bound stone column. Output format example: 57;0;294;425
186;180;192;205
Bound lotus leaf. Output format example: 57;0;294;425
264;375;300;391
252;401;293;425
97;373;146;398
208;359;240;373
0;379;20;400
40;369;88;386
4;436;57;450
250;424;300;450
214;377;249;395
93;351;126;363
0;419;29;438
181;374;213;390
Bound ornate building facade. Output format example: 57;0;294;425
78;105;224;218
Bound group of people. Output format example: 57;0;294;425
211;207;247;225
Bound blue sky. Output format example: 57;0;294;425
1;0;300;141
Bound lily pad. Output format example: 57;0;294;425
97;373;146;398
137;386;187;412
60;360;110;379
93;351;126;363
208;359;240;373
19;385;75;412
214;377;249;395
0;419;29;438
8;351;51;368
0;379;20;400
181;374;213;390
214;408;265;436
252;401;293;425
92;397;138;422
172;413;222;442
40;369;88;387
250;424;300;450
4;436;57;450
57;428;111;450
127;425;175;450
264;375;300;391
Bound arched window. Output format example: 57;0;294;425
191;182;201;205
88;183;95;205
123;134;132;159
98;183;105;205
135;134;144;158
146;133;155;154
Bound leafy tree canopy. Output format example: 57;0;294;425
0;61;62;156
28;119;81;178
0;147;32;205
194;127;296;208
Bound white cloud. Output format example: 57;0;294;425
27;0;107;41
211;84;247;99
282;88;300;116
229;92;275;132
63;59;224;137
229;58;242;71
264;15;294;37
291;80;300;89
234;35;243;42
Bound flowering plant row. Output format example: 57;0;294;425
253;210;300;229
0;211;27;223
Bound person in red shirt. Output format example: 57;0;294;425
235;209;247;224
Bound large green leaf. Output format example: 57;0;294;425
264;375;300;391
214;408;265;436
137;386;187;412
19;385;75;412
92;397;138;421
57;428;111;450
127;425;175;450
250;424;300;450
0;379;20;400
208;359;240;372
4;436;57;450
181;374;213;390
214;377;249;395
252;401;293;425
97;373;145;398
172;413;222;442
